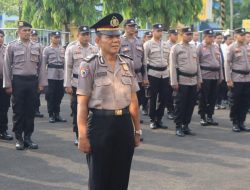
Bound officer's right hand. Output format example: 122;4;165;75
78;136;91;153
171;84;179;91
65;87;73;94
227;80;234;88
5;87;12;95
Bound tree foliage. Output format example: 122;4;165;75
0;0;22;19
102;0;203;29
22;0;100;30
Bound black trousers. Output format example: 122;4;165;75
229;82;250;123
35;92;41;111
198;79;218;118
216;80;228;105
137;82;147;107
71;87;78;133
87;112;135;190
174;85;197;126
148;76;172;121
12;76;38;137
0;79;10;133
45;79;64;115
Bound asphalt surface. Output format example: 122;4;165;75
1;95;250;190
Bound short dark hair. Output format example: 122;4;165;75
224;35;231;41
215;32;222;37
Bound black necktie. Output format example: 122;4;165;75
219;44;224;66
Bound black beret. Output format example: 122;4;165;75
234;28;246;34
78;25;90;33
31;30;38;36
0;29;4;36
17;21;32;28
152;23;163;30
124;19;136;26
50;31;61;37
203;29;214;35
168;29;178;34
91;13;123;36
181;27;193;33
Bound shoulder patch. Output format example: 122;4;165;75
80;65;90;78
119;54;133;60
84;54;98;63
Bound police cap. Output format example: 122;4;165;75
78;25;90;33
168;28;178;34
31;30;38;36
234;28;246;34
181;27;193;34
50;31;61;37
153;23;163;30
203;29;214;36
17;21;32;28
124;19;136;26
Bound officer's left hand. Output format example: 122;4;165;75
197;82;201;90
134;134;141;147
38;86;44;92
142;80;149;86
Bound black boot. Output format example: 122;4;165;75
149;121;158;129
15;134;24;150
176;125;185;137
74;132;78;146
35;109;44;118
156;120;168;129
207;116;218;126
24;136;38;149
49;113;56;123
200;115;208;126
182;125;196;135
55;113;67;122
0;130;13;141
239;122;250;132
232;121;240;132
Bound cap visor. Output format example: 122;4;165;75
98;30;122;36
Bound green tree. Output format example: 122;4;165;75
0;0;23;19
22;0;100;31
102;0;203;29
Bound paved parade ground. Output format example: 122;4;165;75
1;95;250;190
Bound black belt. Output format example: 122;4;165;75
200;66;220;71
134;68;141;73
232;69;250;75
13;75;38;80
148;65;167;71
48;64;64;69
89;107;129;116
73;74;78;79
177;69;197;77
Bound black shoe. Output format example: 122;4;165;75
176;126;185;137
49;116;56;123
55;114;67;122
35;110;44;118
156;121;168;129
140;120;144;124
207;117;218;126
200;118;208;126
167;112;175;120
142;108;148;115
0;131;13;140
182;125;196;135
239;123;250;132
232;123;240;132
74;138;78;146
24;137;38;149
140;137;144;142
150;122;158;129
16;139;25;150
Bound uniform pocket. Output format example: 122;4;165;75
73;53;83;60
121;76;132;85
30;50;40;63
94;77;111;86
14;50;25;63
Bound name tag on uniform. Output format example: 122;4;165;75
96;72;107;78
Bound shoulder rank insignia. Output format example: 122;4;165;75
119;54;133;60
84;54;98;63
122;63;129;71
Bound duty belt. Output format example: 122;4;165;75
134;68;142;73
89;107;129;116
148;65;167;71
48;64;64;69
13;75;38;80
200;65;220;72
177;69;197;77
73;74;78;79
232;69;250;75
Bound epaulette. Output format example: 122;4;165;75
84;54;98;63
119;54;133;60
8;39;17;45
